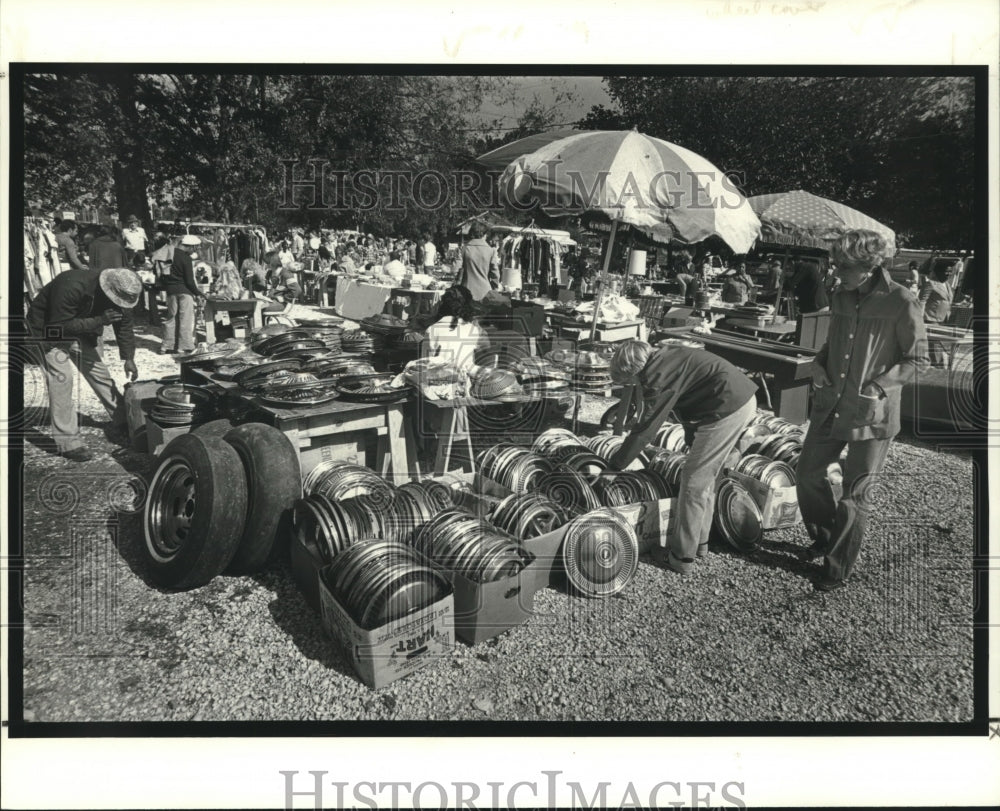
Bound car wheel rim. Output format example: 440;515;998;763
147;458;197;562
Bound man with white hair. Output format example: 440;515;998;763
608;339;758;574
796;229;928;591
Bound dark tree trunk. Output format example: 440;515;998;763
108;71;152;236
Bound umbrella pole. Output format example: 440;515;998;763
590;219;619;342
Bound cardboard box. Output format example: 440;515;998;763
145;416;192;457
448;553;542;645
318;564;455;690
124;381;162;451
724;469;801;529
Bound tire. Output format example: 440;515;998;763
222;423;302;574
191;418;235;439
143;433;248;590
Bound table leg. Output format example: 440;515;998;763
433;408;459;477
204;306;217;344
386;403;418;484
771;383;810;424
251;301;264;330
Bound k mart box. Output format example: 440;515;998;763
318;563;454;690
724;469;801;529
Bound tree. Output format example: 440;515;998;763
580;75;976;248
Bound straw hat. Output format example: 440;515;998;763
99;268;143;309
180;234;201;246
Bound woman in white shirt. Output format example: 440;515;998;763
422;285;489;373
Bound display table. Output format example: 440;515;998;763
549;317;645;343
202;298;266;343
721;317;798;341
656;326;816;422
335;277;394;320
419;393;579;476
184;368;419;482
386;287;443;321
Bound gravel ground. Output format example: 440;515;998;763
18;309;976;722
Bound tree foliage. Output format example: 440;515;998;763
580;76;975;247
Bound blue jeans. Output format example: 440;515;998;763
162;293;196;352
796;414;892;583
669;397;757;571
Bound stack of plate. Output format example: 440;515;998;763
301;358;376;380
561;508;639;598
546;447;609;480
300;325;345;353
532;428;582;455
304;461;396;503
253;330;315;357
652;421;687;452
657;337;705;350
751;410;804;435
645;449;687;495
414;509;529;583
713;479;763;552
148;384;215;426
490;492;570;540
294;492;388;562
593;470;670;507
341;330;380;354
383;481;453;544
233;359;304;393
359;313;408;337
335;373;411;403
476;444;554;493
541;465;602;516
570;369;613;395
470;369;524;401
320;540;451;630
748;433;803;469
733;454;797;487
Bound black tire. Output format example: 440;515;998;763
143;434;248;590
191;418;235;439
222;423;302;574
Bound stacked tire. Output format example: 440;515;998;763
142;424;301;590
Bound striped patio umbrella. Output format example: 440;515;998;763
748;189;896;253
498;128;761;254
476;128;581;171
497;129;760;339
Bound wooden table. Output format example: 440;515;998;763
202;298;266;343
184;368;419;482
418;393;581;476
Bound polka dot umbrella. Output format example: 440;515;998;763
747;189;896;253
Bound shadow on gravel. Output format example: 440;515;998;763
252;565;358;681
713;535;818;580
106;449;161;590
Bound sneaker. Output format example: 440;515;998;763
60;447;93;463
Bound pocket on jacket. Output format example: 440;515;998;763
858;393;886;426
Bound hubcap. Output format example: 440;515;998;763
147;457;197;561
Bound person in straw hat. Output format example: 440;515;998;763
27;266;143;462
